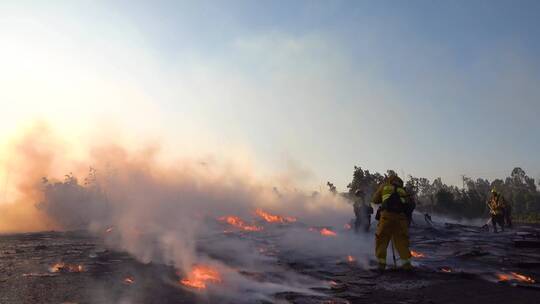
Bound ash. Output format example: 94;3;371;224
1;214;539;304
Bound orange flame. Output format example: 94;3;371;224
346;255;356;263
123;276;135;285
49;262;84;273
510;272;535;283
255;209;296;223
497;272;535;283
496;273;511;281
320;228;337;236
410;250;425;258
440;267;452;273
219;216;263;231
180;265;222;289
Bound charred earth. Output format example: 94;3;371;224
1;214;539;304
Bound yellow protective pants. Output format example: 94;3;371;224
375;211;411;266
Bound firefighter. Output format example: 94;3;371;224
404;185;417;226
424;213;433;226
364;199;374;232
487;189;505;233
372;174;414;271
353;190;373;232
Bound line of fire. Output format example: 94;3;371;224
2;2;540;303
8;201;539;303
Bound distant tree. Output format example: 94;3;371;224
346;166;540;222
386;170;397;178
326;182;337;195
508;167;536;192
347;166;384;200
435;188;456;213
38;168;109;229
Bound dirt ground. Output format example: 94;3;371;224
1;216;539;304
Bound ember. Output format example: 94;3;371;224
310;227;338;237
255;208;296;223
410;250;425;258
510;272;535;283
497;273;511;281
440;267;452;273
320;228;337;236
49;262;84;273
180;265;222;289
123;276;135;285
219;216;263;231
497;272;536;284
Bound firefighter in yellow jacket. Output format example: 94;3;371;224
372;174;413;270
488;189;506;233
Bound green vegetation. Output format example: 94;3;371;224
344;166;540;222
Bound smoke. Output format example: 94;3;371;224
0;123;62;232
0;125;371;301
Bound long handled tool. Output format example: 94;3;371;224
391;239;397;269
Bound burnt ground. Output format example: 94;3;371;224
1;217;540;304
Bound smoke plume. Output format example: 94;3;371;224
0;125;372;301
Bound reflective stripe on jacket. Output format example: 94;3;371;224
488;195;506;215
372;183;408;205
382;185;408;203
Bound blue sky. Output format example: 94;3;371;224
1;1;539;189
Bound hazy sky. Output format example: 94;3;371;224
1;0;539;190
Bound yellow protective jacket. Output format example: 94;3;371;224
488;195;506;215
372;182;409;206
373;177;412;267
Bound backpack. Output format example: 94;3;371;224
384;186;405;213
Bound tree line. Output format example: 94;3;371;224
337;166;540;222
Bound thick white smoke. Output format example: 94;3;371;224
1;126;374;301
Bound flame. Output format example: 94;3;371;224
49;262;84;273
320;228;337;236
496;273;511;281
180;265;222;289
219;216;263;232
440;267;452;273
410;250;425;258
123;276;135;285
346;255;356;263
255;209;296;223
309;227;337;237
497;272;535;283
49;263;65;273
510;272;535;283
